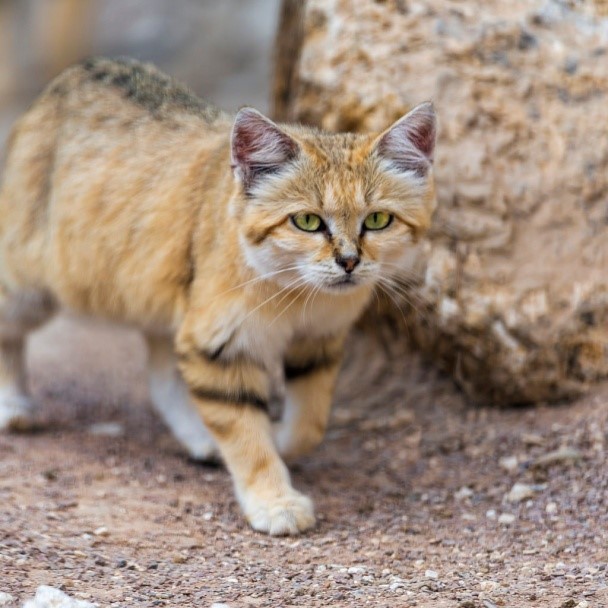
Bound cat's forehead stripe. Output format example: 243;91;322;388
322;176;367;213
323;182;336;210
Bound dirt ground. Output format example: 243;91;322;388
1;317;607;607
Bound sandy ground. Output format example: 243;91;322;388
0;317;606;607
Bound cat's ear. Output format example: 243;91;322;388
231;108;299;193
373;101;436;178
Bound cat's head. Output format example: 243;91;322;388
230;103;436;294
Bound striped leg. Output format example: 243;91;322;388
274;336;344;460
178;349;315;535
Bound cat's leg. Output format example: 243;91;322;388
274;335;344;460
146;335;217;461
0;286;55;430
178;348;314;535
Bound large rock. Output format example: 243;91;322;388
274;0;608;404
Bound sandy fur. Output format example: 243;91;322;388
0;58;436;535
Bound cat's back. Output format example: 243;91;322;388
0;58;233;322
47;57;227;126
2;57;231;199
1;57;232;226
3;57;231;180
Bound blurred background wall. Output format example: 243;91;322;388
0;0;280;152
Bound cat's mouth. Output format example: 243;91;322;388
328;276;358;290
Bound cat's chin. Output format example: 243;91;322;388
325;277;361;292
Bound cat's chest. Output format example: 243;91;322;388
226;289;369;366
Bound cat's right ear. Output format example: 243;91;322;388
373;101;436;178
231;108;299;194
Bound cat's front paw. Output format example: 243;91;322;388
243;490;315;536
0;392;36;432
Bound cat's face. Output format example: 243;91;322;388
231;104;436;294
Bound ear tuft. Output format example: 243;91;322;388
375;101;436;178
231;108;299;193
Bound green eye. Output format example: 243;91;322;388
364;211;392;231
293;213;323;232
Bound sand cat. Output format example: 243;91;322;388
0;58;436;535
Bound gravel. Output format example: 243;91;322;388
1;318;608;606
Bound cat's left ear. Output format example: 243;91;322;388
373;101;436;178
231;108;299;193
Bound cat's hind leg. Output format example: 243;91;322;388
0;286;56;430
146;335;218;461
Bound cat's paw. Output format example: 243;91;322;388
185;440;221;465
178;430;220;463
0;392;36;432
244;490;315;536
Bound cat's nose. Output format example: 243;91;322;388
335;254;360;274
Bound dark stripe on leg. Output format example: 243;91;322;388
284;355;340;381
177;345;265;372
190;386;268;411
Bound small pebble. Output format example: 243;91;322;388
480;580;499;591
88;422;124;437
546;502;558;514
499;456;518;472
498;513;516;524
0;592;14;606
532;447;581;468
93;526;109;537
454;487;474;500
425;569;438;579
521;433;544;446
210;604;231;608
22;586;96;608
506;482;536;503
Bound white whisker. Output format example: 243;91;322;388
268;277;313;327
376;282;411;339
211;265;302;299
240;275;307;326
376;277;432;326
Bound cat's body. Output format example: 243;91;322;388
0;58;436;535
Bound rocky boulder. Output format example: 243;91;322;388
274;0;608;404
